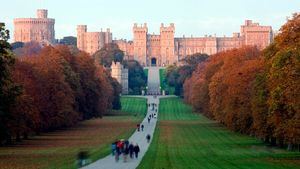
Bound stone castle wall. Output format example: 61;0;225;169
115;20;273;66
77;25;112;54
14;9;55;44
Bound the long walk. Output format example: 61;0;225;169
146;67;161;95
81;67;161;169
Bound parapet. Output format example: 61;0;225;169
37;9;48;18
77;25;87;32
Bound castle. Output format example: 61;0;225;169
77;25;112;54
115;20;273;66
13;9;55;44
110;62;128;94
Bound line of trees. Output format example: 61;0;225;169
0;23;121;145
184;14;300;150
165;53;209;96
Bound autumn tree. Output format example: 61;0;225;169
263;13;300;149
93;43;124;67
166;53;209;96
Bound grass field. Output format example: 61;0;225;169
159;68;175;95
144;68;148;78
138;97;300;169
0;97;147;169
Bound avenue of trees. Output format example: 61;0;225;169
165;53;209;96
0;23;121;145
184;14;300;150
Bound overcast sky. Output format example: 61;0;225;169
1;0;300;41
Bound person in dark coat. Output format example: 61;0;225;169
141;124;144;131
137;124;140;132
133;144;140;158
129;143;134;158
146;134;151;143
148;117;150;123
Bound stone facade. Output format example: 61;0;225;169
115;20;273;66
77;25;112;54
14;9;55;44
111;62;128;94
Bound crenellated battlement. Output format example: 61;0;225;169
13;9;55;44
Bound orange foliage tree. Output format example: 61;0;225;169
184;13;300;150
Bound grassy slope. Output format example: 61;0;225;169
144;68;148;78
138;97;300;169
0;97;147;169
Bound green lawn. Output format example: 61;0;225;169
121;96;147;117
144;68;148;78
0;97;147;169
159;68;175;95
138;97;300;169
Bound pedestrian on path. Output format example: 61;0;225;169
115;145;120;162
129;142;134;159
146;134;151;143
133;144;140;159
123;146;129;162
148;117;150;123
111;141;117;156
137;124;140;132
141;124;144;131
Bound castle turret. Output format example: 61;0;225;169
133;23;148;66
37;9;48;18
160;23;175;66
77;25;87;51
111;62;128;94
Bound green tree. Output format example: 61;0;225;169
59;36;77;46
123;60;147;95
0;23;21;144
93;43;124;67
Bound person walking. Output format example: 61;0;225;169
133;144;140;159
137;124;140;132
129;142;134;159
123;146;129;162
111;141;117;156
146;134;151;143
115;141;120;162
148;117;150;123
141;124;144;131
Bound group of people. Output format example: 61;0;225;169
111;139;140;162
136;123;144;131
110;101;157;163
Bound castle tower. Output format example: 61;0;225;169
37;9;48;18
240;20;273;49
77;25;87;51
13;9;55;44
133;23;148;66
160;23;175;66
111;62;128;94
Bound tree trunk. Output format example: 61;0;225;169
287;143;293;151
264;136;270;144
271;137;276;146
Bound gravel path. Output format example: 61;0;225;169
82;67;161;169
